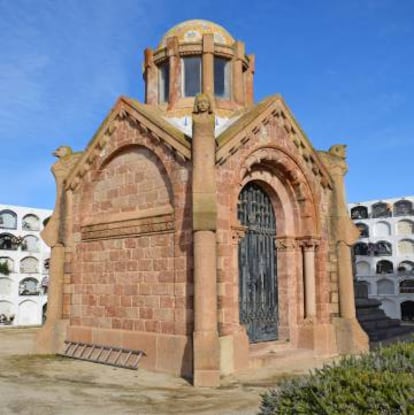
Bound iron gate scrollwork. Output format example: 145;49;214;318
238;182;278;343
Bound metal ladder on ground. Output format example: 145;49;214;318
61;341;146;370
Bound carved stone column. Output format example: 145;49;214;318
192;94;220;387
229;224;246;331
318;145;369;353
143;48;158;106
299;238;320;320
232;41;245;105
320;146;359;319
36;146;81;354
167;36;181;110
244;54;255;107
202;34;214;97
275;236;299;339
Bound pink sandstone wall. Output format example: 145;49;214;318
63;118;194;375
59;106;341;373
215;116;339;345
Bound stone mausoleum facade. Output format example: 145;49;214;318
37;19;368;386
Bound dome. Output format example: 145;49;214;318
158;19;235;48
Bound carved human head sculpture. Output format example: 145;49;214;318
193;93;214;114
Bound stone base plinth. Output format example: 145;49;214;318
219;329;249;375
333;317;369;354
193;330;220;387
296;321;338;355
193;369;220;388
35;319;69;354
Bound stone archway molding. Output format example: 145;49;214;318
239;145;320;236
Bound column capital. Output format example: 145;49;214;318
166;36;179;56
275;236;298;251
298;236;320;251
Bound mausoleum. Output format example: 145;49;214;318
37;19;368;386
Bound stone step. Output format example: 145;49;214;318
357;307;386;316
249;340;292;356
366;325;414;342
360;318;401;331
248;342;317;370
357;310;389;319
370;328;414;347
355;298;383;308
357;311;396;322
357;310;387;320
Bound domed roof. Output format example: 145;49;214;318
158;19;235;48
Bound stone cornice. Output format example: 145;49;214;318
153;43;249;68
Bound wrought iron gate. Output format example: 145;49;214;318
238;183;278;343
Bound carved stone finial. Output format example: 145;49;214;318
53;145;73;160
328;144;347;159
42;146;81;248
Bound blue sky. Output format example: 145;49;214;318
0;0;413;209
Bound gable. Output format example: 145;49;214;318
216;95;333;190
65;96;191;191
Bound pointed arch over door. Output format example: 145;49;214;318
238;182;277;343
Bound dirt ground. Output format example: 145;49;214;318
0;328;332;415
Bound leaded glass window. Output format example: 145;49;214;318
182;56;201;97
214;57;230;98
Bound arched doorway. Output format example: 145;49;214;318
238;182;277;343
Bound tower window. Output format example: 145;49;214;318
158;61;170;103
182;56;201;97
214;57;230;98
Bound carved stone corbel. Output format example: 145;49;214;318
275;236;298;251
231;223;247;245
